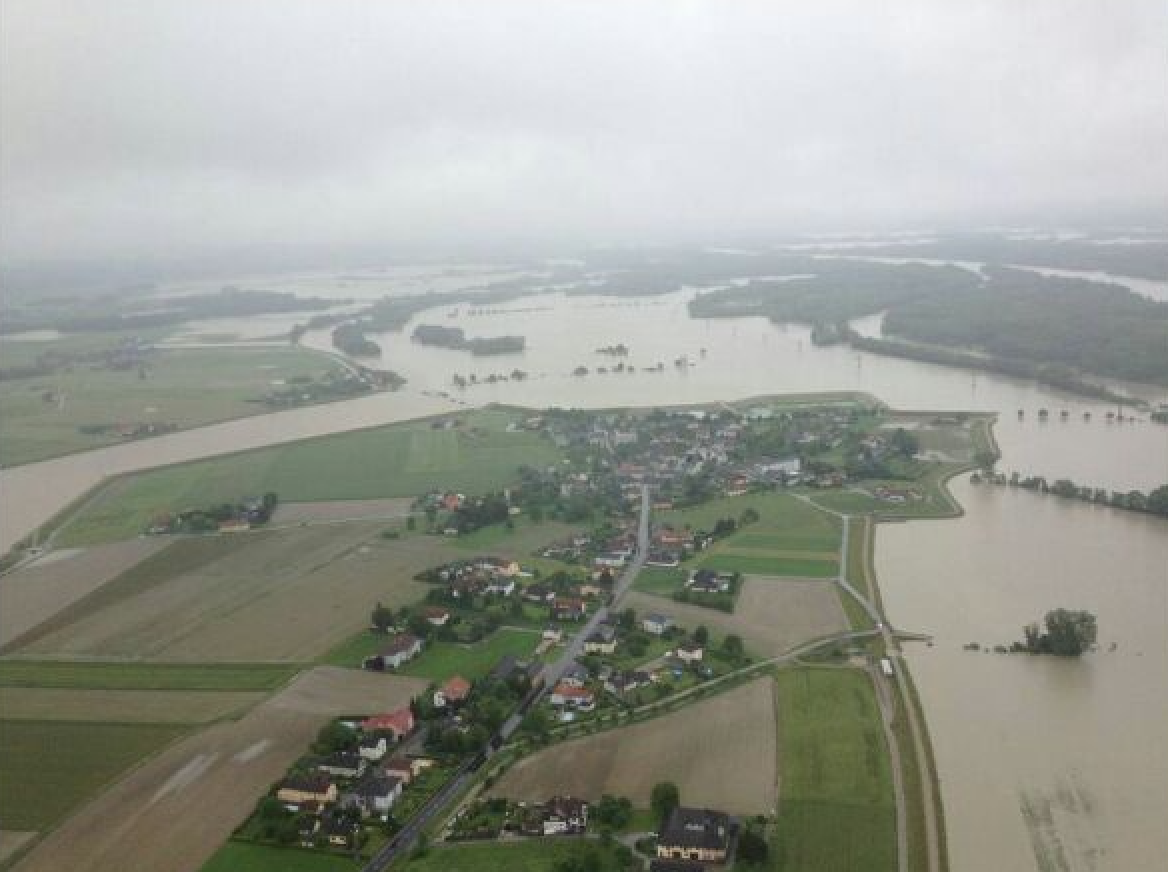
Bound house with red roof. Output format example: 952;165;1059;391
361;708;415;740
433;675;472;709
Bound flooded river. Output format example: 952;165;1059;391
1;278;1166;872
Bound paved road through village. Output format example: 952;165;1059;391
362;485;651;871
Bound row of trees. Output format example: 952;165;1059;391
975;472;1168;517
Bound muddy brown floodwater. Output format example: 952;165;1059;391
1;283;1166;871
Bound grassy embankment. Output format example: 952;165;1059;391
0;342;346;466
51;408;561;547
771;668;896;872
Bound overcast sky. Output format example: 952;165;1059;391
2;0;1166;266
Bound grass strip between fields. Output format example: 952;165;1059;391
0;660;302;692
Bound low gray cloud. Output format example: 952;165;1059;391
2;0;1165;264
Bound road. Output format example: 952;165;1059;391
798;497;941;872
361;485;651;871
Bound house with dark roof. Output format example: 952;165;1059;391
656;807;733;865
584;624;618;655
541;795;589;834
362;633;422;671
317;751;367;779
341;773;402;818
276;772;337;806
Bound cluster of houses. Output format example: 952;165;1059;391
146;494;277;536
450;795;590;841
272;708;430;850
545;612;709;717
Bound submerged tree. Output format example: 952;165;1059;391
1019;609;1098;657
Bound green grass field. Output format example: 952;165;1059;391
0;720;188;830
0;660;300;691
324;627;541;681
198;842;358;872
700;554;838;577
771;668;896;872
658;493;843;581
399;629;541;682
0;344;345;466
632;566;687;595
397;839;629;872
55;408;562;546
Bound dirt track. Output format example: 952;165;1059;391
271;498;415;524
490;677;777;815
11;667;425;872
0;540;166;647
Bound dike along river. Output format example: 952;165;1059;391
2;285;1167;872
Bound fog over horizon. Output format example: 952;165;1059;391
2;0;1166;275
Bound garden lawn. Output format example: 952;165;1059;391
772;668;896;872
399;628;541;682
397;838;629;872
632;567;687;595
0;720;188;830
198;842;358;872
56;408;562;546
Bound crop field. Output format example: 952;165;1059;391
772;668;896;872
11;668;426;872
269;498;414;524
658;492;842;551
700;554;838;577
658;492;842;579
0;345;343;467
0;688;265;724
490;677;777;814
56;408;562;546
623;577;848;658
0;661;300;692
0;539;167;648
12;525;444;662
0;720;189;831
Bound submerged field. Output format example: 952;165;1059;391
772;668;896;872
0;344;345;467
54;408;561;546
